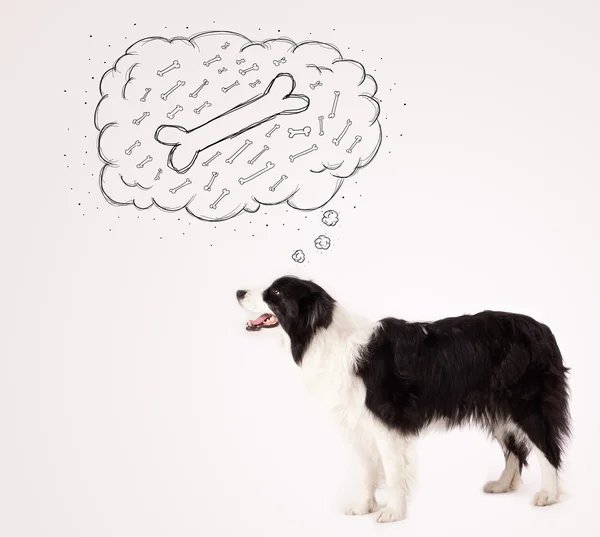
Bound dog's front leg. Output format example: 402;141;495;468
344;442;380;516
372;427;414;523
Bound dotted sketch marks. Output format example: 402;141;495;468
95;31;382;222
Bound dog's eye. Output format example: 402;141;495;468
272;289;280;295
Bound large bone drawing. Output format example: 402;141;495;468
155;73;310;174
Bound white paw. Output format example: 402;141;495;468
483;479;518;493
533;489;560;507
344;498;377;516
376;506;405;523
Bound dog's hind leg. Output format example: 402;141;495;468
483;429;530;494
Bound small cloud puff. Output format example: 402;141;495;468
314;235;331;250
321;209;339;227
292;249;306;263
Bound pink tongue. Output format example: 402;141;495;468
250;313;271;326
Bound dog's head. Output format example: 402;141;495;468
236;275;336;338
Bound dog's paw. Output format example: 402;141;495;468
376;506;405;523
483;479;517;493
533;489;560;507
344;498;377;516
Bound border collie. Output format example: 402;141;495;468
236;276;571;523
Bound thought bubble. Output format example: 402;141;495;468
292;249;306;263
314;235;331;250
95;31;382;221
322;209;339;226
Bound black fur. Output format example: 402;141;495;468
256;276;571;473
262;276;336;365
358;313;571;470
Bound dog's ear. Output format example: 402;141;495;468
300;291;334;331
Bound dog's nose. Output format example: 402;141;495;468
236;290;247;300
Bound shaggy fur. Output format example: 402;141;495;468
237;276;571;522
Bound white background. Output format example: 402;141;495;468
2;1;599;536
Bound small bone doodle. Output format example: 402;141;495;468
157;60;180;77
239;161;275;185
318;116;324;136
288;126;311;138
248;145;269;165
125;140;141;155
202;151;221;167
239;63;259;76
222;80;240;93
154;168;163;181
249;79;261;88
210;188;230;209
226;139;253;164
169;178;192;194
310;81;323;90
203;171;219;191
236;59;246;65
269;174;287;192
203;55;221;67
273;57;286;66
194;101;211;114
333;119;352;146
265;124;280;138
140;88;151;102
289;144;318;162
161;80;185;101
136;155;153;169
189;80;208;98
346;135;362;153
218;67;228;74
328;90;340;118
221;42;230;50
132;112;150;125
167;105;183;119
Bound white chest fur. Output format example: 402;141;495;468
297;309;379;433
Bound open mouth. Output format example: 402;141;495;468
245;313;279;331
